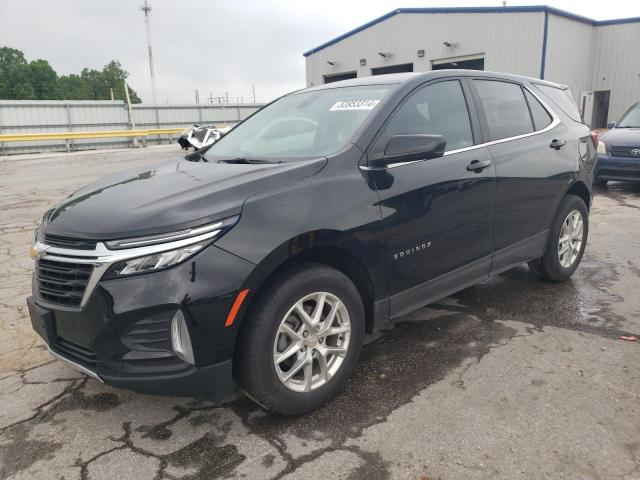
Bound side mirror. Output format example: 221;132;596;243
606;121;616;129
184;143;214;162
184;150;203;162
369;134;446;169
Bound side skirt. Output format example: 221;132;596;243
385;231;548;321
389;256;491;320
490;230;548;275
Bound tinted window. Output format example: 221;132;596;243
385;80;473;152
524;89;553;130
617;103;640;128
534;84;581;122
203;85;392;160
474;80;534;141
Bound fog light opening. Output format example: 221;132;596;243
171;310;195;365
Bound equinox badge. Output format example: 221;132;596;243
393;242;431;260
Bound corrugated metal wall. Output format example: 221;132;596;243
305;11;640;125
544;14;595;102
591;23;640;122
305;11;545;86
0;100;262;155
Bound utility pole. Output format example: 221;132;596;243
124;81;139;148
140;0;157;105
252;85;256;103
109;87;115;101
195;89;200;104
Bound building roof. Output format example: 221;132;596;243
301;69;565;93
303;5;640;57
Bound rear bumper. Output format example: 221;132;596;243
596;155;640;182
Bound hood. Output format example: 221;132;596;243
44;157;327;240
602;128;640;147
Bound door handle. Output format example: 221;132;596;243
550;138;566;150
466;159;492;172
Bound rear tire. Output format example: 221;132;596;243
235;263;364;415
528;195;588;282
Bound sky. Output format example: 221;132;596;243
0;0;637;104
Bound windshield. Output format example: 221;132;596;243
617;103;640;128
203;85;393;160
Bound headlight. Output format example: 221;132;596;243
105;240;209;278
30;226;42;259
30;209;53;259
597;141;607;155
104;215;238;250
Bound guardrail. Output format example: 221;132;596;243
0;128;184;143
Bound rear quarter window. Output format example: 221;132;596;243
533;84;581;122
524;89;553;131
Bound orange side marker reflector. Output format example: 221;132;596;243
225;289;250;327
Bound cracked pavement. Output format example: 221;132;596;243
1;146;639;479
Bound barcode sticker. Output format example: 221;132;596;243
329;100;380;111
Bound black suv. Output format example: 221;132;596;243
28;71;595;415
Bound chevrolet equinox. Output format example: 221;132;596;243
28;71;595;415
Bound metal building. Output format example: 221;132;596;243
303;6;640;127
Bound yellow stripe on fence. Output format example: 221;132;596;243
0;128;184;143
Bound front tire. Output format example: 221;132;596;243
528;195;589;281
235;263;364;415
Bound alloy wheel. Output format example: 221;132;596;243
272;292;351;392
558;209;584;268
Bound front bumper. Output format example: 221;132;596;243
596;154;640;182
27;243;255;400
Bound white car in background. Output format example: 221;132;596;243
178;125;232;150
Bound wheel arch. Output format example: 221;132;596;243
565;180;592;210
234;232;385;348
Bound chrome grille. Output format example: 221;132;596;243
611;146;640;158
36;259;93;307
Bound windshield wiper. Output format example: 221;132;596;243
217;157;282;164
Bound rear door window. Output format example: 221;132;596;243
474;80;533;140
474;80;534;141
524;89;553;131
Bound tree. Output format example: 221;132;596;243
0;47;35;99
58;74;89;100
29;59;59;99
5;63;36;99
80;68;104;100
102;60;141;103
0;46;142;102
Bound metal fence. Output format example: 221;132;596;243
0;100;263;155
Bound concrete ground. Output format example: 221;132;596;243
1;146;639;480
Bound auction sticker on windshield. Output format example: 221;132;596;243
330;100;380;111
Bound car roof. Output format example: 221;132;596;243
302;70;568;93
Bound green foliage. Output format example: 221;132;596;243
0;47;35;99
29;59;59;99
0;46;142;102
